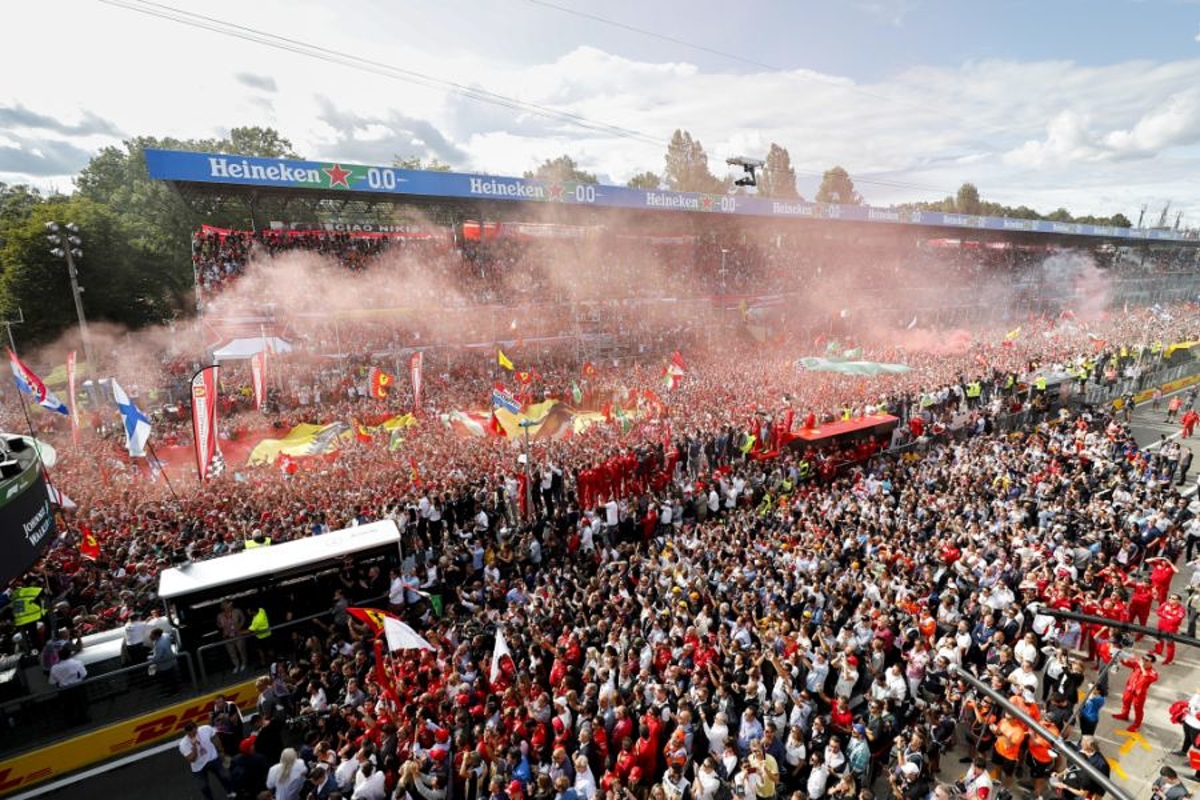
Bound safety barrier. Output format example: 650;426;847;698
0;676;258;797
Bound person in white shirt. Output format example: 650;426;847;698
179;721;232;799
353;761;387;800
335;748;361;792
49;644;89;724
267;747;308;800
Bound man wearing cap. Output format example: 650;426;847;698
1113;652;1159;732
847;724;870;786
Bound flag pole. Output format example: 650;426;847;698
3;321;45;448
145;441;181;505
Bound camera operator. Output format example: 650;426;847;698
956;756;993;800
890;761;929;800
1049;736;1110;800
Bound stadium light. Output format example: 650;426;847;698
46;221;97;371
726;156;763;188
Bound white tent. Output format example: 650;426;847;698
211;336;293;363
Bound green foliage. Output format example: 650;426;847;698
759;144;799;199
523;155;597;184
0;183;43;231
663;130;724;194
226;127;298;159
0;197;172;346
897;187;1131;228
955;182;981;215
815;166;862;205
626;171;661;190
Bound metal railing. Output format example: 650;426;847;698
0;652;197;758
191;592;390;687
193;607;340;687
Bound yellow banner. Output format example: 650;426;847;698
0;679;258;797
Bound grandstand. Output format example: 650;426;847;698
152;149;1200;366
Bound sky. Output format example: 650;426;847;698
2;0;1200;225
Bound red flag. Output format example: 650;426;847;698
671;351;687;372
489;409;507;438
347;607;388;634
582;362;597;377
250;350;266;410
79;523;100;561
190;365;220;481
66;351;79;446
369;367;394;401
516;370;533;385
409;352;424;412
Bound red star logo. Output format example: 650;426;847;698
323;163;352;188
547;184;564;201
701;195;714;211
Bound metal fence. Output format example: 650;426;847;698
0;652;197;756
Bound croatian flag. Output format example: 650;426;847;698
112;379;151;457
8;350;68;415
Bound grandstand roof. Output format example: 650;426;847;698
147;149;1198;247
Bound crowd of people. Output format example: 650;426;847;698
4;233;1200;800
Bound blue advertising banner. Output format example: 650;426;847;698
145;149;1190;244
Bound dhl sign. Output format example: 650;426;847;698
0;679;258;797
1113;372;1200;410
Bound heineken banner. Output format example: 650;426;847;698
144;148;1189;243
0;454;55;585
191;365;220;481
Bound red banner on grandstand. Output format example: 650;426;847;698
66;350;79;446
191;366;220;481
410;352;424;412
251;349;266;411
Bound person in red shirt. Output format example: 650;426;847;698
1151;594;1187;665
1113;653;1159;731
1183;408;1199;439
1147;557;1179;604
1126;578;1154;634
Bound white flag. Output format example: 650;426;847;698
383;616;434;652
490;627;511;682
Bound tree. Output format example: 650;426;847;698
955;182;981;215
76;127;311;275
523;155;597;184
0;197;174;345
0;183;43;230
1046;208;1073;222
393;155;452;171
663;130;724;194
759;143;799;199
626;171;661;190
1109;213;1132;228
814;166;862;205
226;126;298;159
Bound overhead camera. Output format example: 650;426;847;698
726;156;764;187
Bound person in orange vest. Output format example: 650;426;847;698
1151;594;1187;665
1025;719;1060;800
989;709;1027;791
1113;652;1159;731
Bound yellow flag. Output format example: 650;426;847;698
1005;326;1021;341
497;349;514;370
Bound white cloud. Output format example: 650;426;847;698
1;0;1200;220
